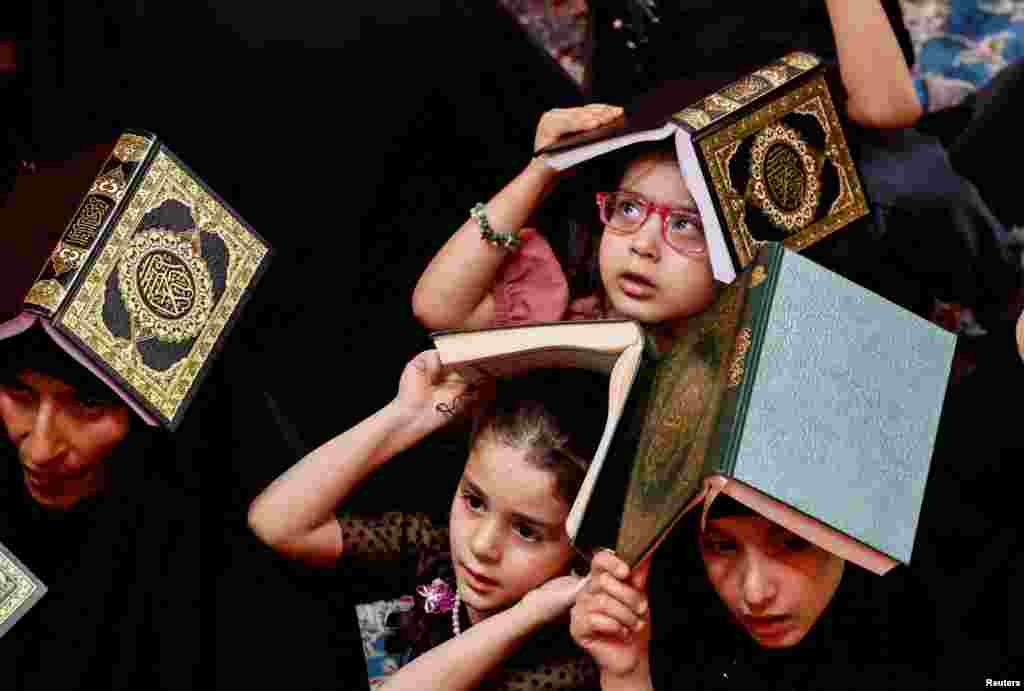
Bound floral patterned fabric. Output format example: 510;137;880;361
902;0;1024;110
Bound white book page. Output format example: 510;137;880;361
0;312;39;341
565;341;645;540
674;129;736;284
540;122;677;171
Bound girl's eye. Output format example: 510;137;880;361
666;213;702;237
514;524;540;543
462;492;485;513
615;199;644;219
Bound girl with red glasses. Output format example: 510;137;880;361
413;104;720;354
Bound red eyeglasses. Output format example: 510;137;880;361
596;191;707;256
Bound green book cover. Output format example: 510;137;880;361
575;243;955;572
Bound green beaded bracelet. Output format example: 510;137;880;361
471;203;522;251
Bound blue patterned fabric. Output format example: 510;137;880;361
903;0;1024;110
356;596;416;689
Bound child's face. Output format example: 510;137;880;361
699;514;844;648
449;435;575;624
598;155;717;328
0;369;132;510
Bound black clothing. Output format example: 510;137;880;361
948;58;1024;228
585;0;914;104
0;424;203;688
646;530;939;691
0;336;367;689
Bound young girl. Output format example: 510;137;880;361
568;497;939;690
411;104;719;354
248;352;605;690
410;3;921;347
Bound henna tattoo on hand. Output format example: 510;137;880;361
436;385;480;417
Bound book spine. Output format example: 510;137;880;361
707;242;784;477
22;132;159;318
670;54;825;135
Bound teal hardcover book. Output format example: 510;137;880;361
570;243;956;574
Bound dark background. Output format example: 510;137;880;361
1;2;584;687
2;1;1020;686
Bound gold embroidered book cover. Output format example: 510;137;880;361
0;539;46;638
538;52;869;284
0;131;273;430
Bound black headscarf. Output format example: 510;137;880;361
0;326;206;686
645;509;939;691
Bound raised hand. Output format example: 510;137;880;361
393;350;479;435
570;550;653;684
534;103;624;153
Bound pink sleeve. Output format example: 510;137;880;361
492;228;570;326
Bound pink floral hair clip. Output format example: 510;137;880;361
416;578;456;614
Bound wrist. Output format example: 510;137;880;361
381;399;436;441
512;593;557;631
525;156;561;188
600;658;654;691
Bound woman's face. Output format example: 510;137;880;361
0;369;132;510
598;155;717;331
700;514;844;648
449;435;575;624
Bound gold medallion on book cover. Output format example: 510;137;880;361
701;72;868;269
58;148;270;426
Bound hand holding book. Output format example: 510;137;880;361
534;104;625;157
392;350;479;436
570;550;653;686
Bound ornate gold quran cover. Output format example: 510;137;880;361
0;539;46;638
570;244;955;575
0;130;273;430
538;52;869;285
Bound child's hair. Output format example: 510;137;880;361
468;368;605;506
